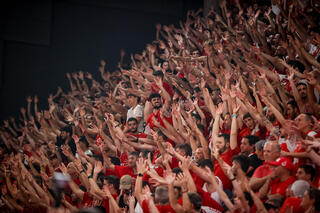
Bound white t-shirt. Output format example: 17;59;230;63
202;176;223;205
127;104;144;132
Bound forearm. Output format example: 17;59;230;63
211;175;234;211
211;113;221;139
230;116;238;150
282;151;308;158
168;183;184;212
7;126;18;137
27;103;32;120
197;130;210;159
248;189;268;213
258;178;271;199
249;176;269;191
289;79;303;111
309;149;320;166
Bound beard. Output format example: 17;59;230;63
241;150;250;156
153;103;162;109
218;145;227;154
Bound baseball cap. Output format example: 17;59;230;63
269;157;293;170
119;175;132;190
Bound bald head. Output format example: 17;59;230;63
263;141;281;162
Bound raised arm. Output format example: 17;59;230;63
165;172;184;213
230;104;240;150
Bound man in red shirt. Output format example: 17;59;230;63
239;113;267;140
104;151;140;179
259;157;296;200
125;117;148;139
296;164;315;186
151;70;173;97
249;141;281;191
146;93;172;133
213;133;240;190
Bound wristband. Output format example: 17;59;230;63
232;114;238;118
138;173;143;177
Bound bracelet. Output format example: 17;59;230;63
232;114;238;118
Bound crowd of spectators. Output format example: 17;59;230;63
1;0;320;212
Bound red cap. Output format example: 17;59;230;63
269;157;293;170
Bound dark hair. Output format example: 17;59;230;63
243;112;252;121
287;100;298;109
188;192;202;210
296;82;307;88
127;93;141;102
110;156;121;165
299;165;315;181
243;135;260;146
194;87;201;93
175;144;192;157
232;155;250;173
127;117;138;124
149;93;161;101
218;133;230;143
79;136;89;148
308;188;320;211
197;159;214;171
140;150;153;160
192;113;201;121
172;167;183;175
105;175;120;190
93;154;104;164
287;60;305;73
129;151;140;159
153;70;164;78
142;181;150;188
60;125;73;135
157;130;167;141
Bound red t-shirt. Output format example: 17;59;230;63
127;132;148;138
116;150;128;166
103;193;118;213
190;171;206;188
280;197;304;213
270;176;296;197
252;163;274;179
196;185;224;212
81;192;93;208
105;164;136;178
239;125;267;140
114;165;136;178
214;147;240;190
146;110;173;131
142;199;176;213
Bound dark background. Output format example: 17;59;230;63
0;0;202;120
